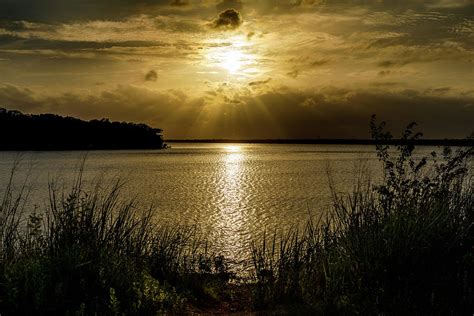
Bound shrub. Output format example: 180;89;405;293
0;163;231;314
252;117;473;314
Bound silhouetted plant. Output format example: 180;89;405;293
0;163;230;314
251;116;473;314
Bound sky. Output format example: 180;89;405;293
0;0;473;139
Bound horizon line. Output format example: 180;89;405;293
166;138;473;146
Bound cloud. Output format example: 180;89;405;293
0;15;206;63
249;78;272;86
0;0;473;24
0;84;205;137
216;0;243;12
0;0;472;142
0;84;39;111
0;83;472;139
0;0;192;22
377;60;399;68
287;70;300;78
211;9;243;30
311;59;330;66
170;0;188;6
225;87;474;139
145;70;158;81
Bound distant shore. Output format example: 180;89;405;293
167;138;474;146
0;108;166;151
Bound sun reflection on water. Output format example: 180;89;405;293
224;145;241;153
215;145;246;262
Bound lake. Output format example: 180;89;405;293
0;143;441;267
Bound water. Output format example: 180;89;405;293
0;143;440;265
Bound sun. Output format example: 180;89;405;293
204;35;258;76
220;50;245;74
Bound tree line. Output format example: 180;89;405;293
0;108;166;150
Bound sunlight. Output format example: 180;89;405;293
224;145;241;153
205;36;258;76
220;50;245;73
214;144;245;260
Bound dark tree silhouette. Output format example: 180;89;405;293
0;108;166;150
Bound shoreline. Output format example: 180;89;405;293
167;138;474;146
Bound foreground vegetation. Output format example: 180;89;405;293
0;164;235;314
0;118;472;314
252;118;473;314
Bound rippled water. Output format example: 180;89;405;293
0;143;440;265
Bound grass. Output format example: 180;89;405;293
0;117;472;314
0;162;234;314
251;117;473;314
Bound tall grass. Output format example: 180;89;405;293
252;117;473;314
0;162;232;314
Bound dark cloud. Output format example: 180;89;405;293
0;84;472;139
432;87;452;94
1;0;472;23
249;78;272;86
378;60;399;68
311;59;330;66
0;0;187;22
371;81;401;87
153;17;204;33
0;37;166;51
170;0;188;6
145;70;158;82
211;9;243;30
0;84;39;111
284;59;329;79
227;87;474;139
245;0;474;17
216;0;243;12
0;84;204;136
287;70;300;78
300;0;473;11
